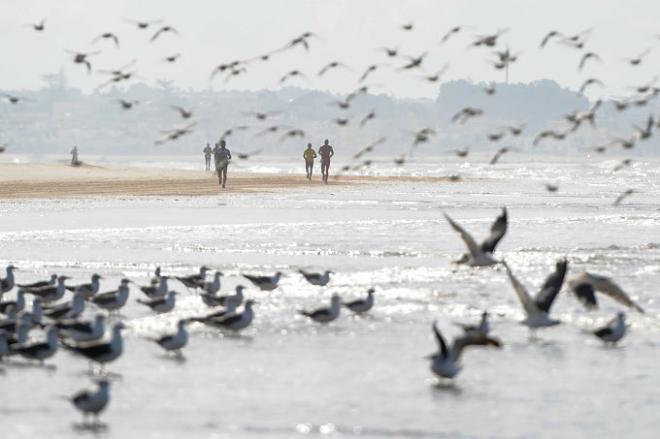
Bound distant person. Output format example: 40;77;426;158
318;139;334;183
70;146;80;166
303;143;317;180
214;140;232;189
203;143;213;171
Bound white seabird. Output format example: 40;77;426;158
0;288;26;314
66;274;103;299
10;325;58;364
56;314;106;343
428;320;501;379
152;319;189;354
44;292;85;320
593;312;627;345
0;264;17;295
299;269;332;286
140;275;170;298
243;272;282;291
176;265;210;289
63;322;126;368
502;259;567;330
70;379;110;423
200;271;223;295
91;279;131;313
299;294;341;323
20;298;43;327
27;275;70;303
137;290;177;314
196;300;255;332
196;295;241;321
201;284;244;307
18;274;57;291
568;272;644;313
342;288;375;314
443;208;508;266
454;311;490;336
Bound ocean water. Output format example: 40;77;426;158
1;155;659;438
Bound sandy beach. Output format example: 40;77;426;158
0;163;460;199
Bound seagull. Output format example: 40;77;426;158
171;105;193;119
66;274;103;299
450;107;483;124
567;272;644;312
150;25;179;42
626;48;651;66
25;18;46;32
544;183;559;193
1;264;17;294
242;110;282;121
579;52;601;70
200;272;223;296
593;312;626;345
489;147;513;165
43;292;85;320
342;288;375;314
243;272;282;291
440;26;466;44
318;61;350;76
613;159;633;172
93;32;120;48
140;276;170;298
299;269;332;287
501;259;567;330
152;319;189;354
163;53;181;63
613;189;635;206
62;322;126;368
176;266;210;289
428;321;501;380
443;208;508;266
70;379;110;424
201;284;244;307
0;288;26;314
137;291;177;314
539;30;564;48
579;78;604;94
56;314;106;343
91;279;131;313
124;18;163;30
66;50;100;74
18;274;57;291
196;295;241;320
20;298;43;327
299;294;341;324
10;325;58;364
453;311;490;336
196;300;255;332
27;275;69;303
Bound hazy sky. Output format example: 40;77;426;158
1;0;658;99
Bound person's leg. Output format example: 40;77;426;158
310;162;314;179
221;166;227;188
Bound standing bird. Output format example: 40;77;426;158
93;32;120;48
152;319;189;354
56;314;106;343
27;275;69;303
197;300;255;332
593;312;627;345
201;284;243;307
299;294;341;323
567;272;644;312
176;266;209;289
1;264;17;294
342;288;375;314
428;321;501;380
299;269;332;287
501;259;567;332
43;292;85;320
137;291;177;314
66;274;103;299
91;279;131;313
0;289;26;314
242;272;282;291
70;379;110;424
140;276;169;298
62;322;126;370
10;325;58;364
443;208;508;267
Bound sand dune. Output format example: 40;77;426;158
0;163;459;199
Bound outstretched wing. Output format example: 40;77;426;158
432;321;449;359
502;261;538;315
571;283;598;309
443;213;481;258
480;208;507;253
570;272;644;313
534;259;568;313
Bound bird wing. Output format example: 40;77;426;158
581;273;644;312
92;291;118;305
533;259;568;313
480;208;508;253
432;322;449;358
443;213;482;259
502;262;538;315
452;334;501;359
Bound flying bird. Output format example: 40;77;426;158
579;52;601;70
440;26;466;44
150;25;179;42
235;149;263;160
579;78;604;94
318;61;350;76
124;18;162;29
117;99;139;110
378;47;398;57
66;50;100;74
489;147;514;165
540;30;564;48
399;53;427;70
613;189;635;206
625;48;651;66
171;105;193;119
93;32;120;48
25;18;46;32
472;29;507;47
242;110;282;121
421;64;449;82
359;109;376;127
163;53;181;63
443;208;508;266
451;107;483;124
279;70;305;84
568;272;644;312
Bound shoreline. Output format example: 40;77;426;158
0;163;460;199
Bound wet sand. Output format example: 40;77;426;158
0;163;460;199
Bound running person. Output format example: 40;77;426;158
213;140;232;189
318;139;334;183
303;143;317;180
70;146;79;165
203;143;213;171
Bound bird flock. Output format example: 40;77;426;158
1;17;657;205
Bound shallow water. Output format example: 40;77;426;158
1;156;659;438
